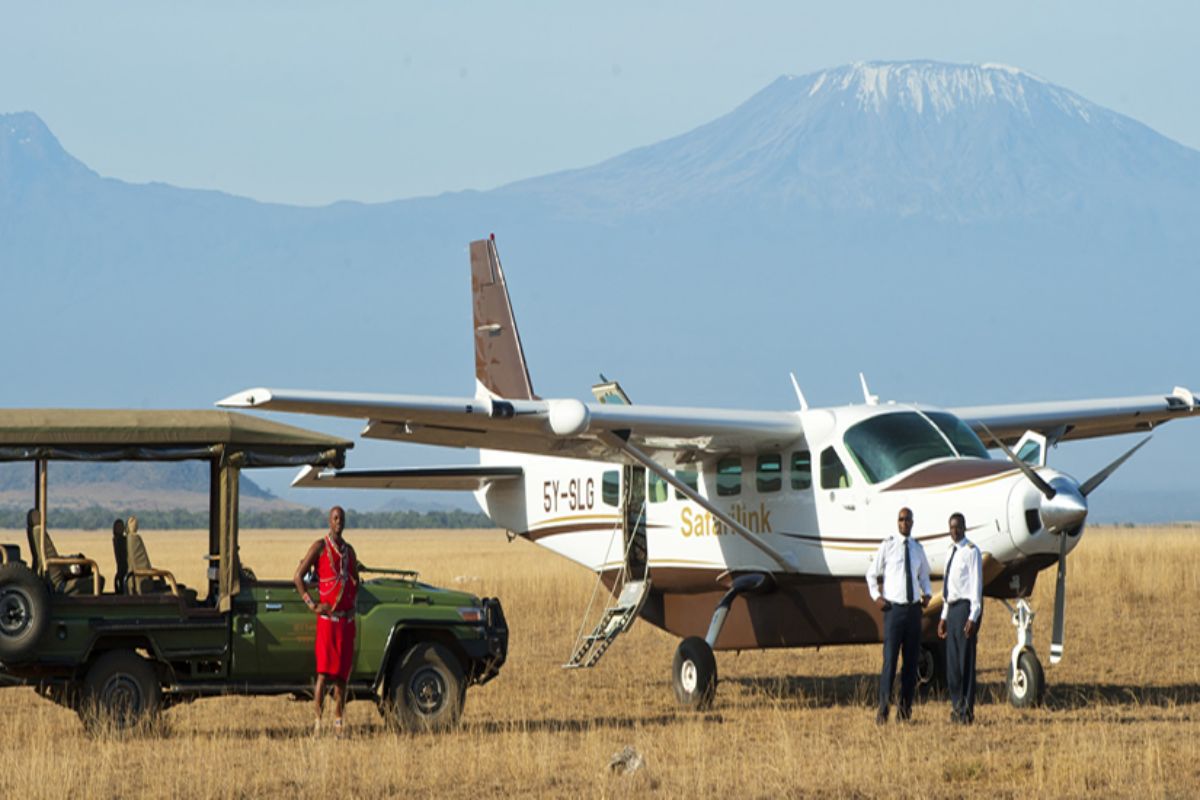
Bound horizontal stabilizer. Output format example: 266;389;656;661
292;464;523;491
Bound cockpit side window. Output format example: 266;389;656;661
926;412;991;459
843;412;956;484
820;448;851;490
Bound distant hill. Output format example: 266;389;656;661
2;60;1198;520
0;461;291;512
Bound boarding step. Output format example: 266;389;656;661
562;579;650;669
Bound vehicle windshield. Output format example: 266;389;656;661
843;411;985;484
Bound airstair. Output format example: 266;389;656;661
563;493;651;669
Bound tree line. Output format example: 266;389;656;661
0;505;496;531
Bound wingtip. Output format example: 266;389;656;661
216;387;273;408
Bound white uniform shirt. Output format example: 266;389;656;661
866;533;932;605
940;537;983;623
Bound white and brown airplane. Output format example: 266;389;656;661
219;236;1200;709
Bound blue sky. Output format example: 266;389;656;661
2;1;1198;205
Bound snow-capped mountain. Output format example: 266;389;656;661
503;61;1200;220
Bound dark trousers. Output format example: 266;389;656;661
945;600;980;721
879;603;922;717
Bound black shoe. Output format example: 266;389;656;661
896;707;912;722
875;710;888;725
949;711;963;724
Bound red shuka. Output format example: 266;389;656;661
315;535;358;681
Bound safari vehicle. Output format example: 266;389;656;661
0;410;508;731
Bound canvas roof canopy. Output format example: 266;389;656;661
0;409;351;467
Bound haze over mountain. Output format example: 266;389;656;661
3;61;1198;521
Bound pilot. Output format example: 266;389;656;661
866;506;932;724
294;505;359;738
937;512;983;724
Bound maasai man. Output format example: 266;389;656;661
294;505;359;737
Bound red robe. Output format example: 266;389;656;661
315;535;358;681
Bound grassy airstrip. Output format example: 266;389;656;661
1;526;1198;798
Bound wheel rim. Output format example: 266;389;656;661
409;665;447;715
100;673;145;726
680;659;698;693
0;589;32;637
1012;668;1028;699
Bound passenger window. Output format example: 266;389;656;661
790;450;812;490
648;472;669;503
717;457;742;496
756;454;782;493
602;470;620;506
820;448;851;490
674;469;699;500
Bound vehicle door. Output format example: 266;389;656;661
250;581;316;681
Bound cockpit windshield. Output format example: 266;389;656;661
843;411;989;484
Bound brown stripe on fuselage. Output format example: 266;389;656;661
599;568;941;650
883;459;1016;491
523;521;671;542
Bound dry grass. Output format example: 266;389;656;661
2;525;1199;798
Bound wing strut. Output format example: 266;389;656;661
596;431;798;574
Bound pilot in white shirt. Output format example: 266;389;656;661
937;512;984;724
865;507;932;723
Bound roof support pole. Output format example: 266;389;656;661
596;431;797;574
37;459;47;578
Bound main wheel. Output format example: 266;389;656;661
0;562;50;662
1007;650;1045;708
385;642;466;733
80;650;162;732
917;641;947;695
672;636;717;710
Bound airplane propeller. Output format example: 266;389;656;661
980;424;1152;665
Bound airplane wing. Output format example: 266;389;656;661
217;388;804;467
292;464;523;491
950;387;1199;445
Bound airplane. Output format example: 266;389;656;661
218;235;1200;710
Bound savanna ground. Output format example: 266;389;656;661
2;525;1198;798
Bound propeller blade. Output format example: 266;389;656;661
1079;436;1153;497
1049;530;1067;665
978;422;1057;500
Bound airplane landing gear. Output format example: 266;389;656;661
671;573;773;711
1003;598;1046;707
672;637;716;709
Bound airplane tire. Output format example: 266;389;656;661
917;641;947;695
1007;650;1045;708
0;563;50;663
672;636;717;710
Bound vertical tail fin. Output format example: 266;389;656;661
471;236;537;400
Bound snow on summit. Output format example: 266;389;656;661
800;61;1094;121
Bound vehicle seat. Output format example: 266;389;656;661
112;518;129;594
25;508;104;595
125;516;196;603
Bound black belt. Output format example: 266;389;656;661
947;599;970;606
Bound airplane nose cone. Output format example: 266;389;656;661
1041;478;1088;533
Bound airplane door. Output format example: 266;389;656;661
814;446;864;536
622;465;648;581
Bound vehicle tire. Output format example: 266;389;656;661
385;642;465;733
79;650;162;732
1007;649;1045;708
0;562;50;663
672;636;717;710
917;641;947;695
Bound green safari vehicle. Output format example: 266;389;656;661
0;410;508;731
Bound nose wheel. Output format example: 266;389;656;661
1003;598;1046;707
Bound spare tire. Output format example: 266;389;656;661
0;562;51;662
